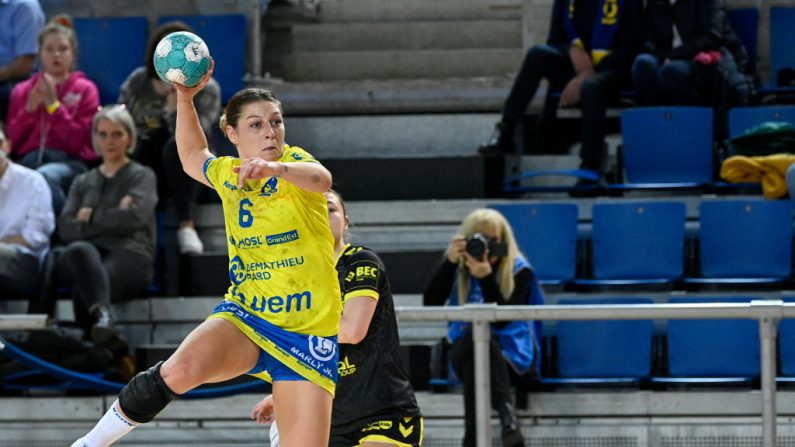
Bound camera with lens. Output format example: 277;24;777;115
465;233;508;259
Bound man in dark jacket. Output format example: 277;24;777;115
631;0;754;106
479;0;643;179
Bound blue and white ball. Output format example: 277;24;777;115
153;31;211;87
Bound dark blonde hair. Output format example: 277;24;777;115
455;208;521;301
39;15;78;70
92;105;137;155
219;87;283;139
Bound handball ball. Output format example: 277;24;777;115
153;31;211;87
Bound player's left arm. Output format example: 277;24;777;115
174;61;216;188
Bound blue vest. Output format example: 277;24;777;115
563;0;623;64
447;256;543;374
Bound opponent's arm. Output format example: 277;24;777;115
338;297;377;345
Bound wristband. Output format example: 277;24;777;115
46;100;61;114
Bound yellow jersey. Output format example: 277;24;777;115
203;146;341;336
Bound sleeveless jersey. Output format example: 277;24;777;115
203;146;341;337
332;244;421;433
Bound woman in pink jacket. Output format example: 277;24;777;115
6;16;99;213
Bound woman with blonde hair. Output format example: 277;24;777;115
30;105;157;360
423;208;543;447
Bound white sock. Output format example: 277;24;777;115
77;400;139;447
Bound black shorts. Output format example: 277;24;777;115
330;416;424;447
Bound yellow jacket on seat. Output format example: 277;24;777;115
720;154;795;199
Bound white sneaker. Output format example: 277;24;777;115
70;438;87;447
177;227;204;254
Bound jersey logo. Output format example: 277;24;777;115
355;265;378;280
229;256;246;285
266;229;299;246
291;152;303;160
338;356;357;376
308;335;336;361
344;246;363;256
258;176;279;196
399;420;414;437
363;420;392;432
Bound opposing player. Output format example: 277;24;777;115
252;189;423;446
71;62;342;447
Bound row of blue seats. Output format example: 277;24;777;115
491;199;793;288
72;15;246;104
506;105;795;193
540;296;792;387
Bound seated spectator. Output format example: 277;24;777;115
631;0;755;108
0;0;45;121
6;15;100;215
423;208;544;447
118;21;221;254
29;105;157;355
0;124;55;295
478;0;642;182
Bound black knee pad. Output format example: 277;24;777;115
118;361;180;423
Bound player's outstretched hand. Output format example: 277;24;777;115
173;58;215;100
251;395;275;424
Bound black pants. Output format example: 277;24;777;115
30;241;152;331
449;330;515;447
136;129;199;222
502;44;626;172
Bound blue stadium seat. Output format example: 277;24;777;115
489;203;578;286
683;200;793;286
770;7;795;88
72;17;149;105
610;107;714;190
575;202;686;287
542;297;654;386
728;105;795;139
728;8;758;72
159;14;246;103
651;296;760;386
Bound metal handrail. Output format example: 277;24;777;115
396;301;795;447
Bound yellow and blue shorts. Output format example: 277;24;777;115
209;301;339;396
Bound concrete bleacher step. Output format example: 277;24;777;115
285;113;500;158
284;48;523;81
291;19;522;52
316;0;522;22
271;77;511;115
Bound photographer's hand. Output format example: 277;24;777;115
464;252;492;279
446;235;466;264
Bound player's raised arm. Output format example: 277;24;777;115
174;59;215;188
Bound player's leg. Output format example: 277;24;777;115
72;318;260;447
159;317;261;392
272;380;333;447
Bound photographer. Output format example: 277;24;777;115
423;208;543;447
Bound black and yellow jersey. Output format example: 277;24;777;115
332;244;421;433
